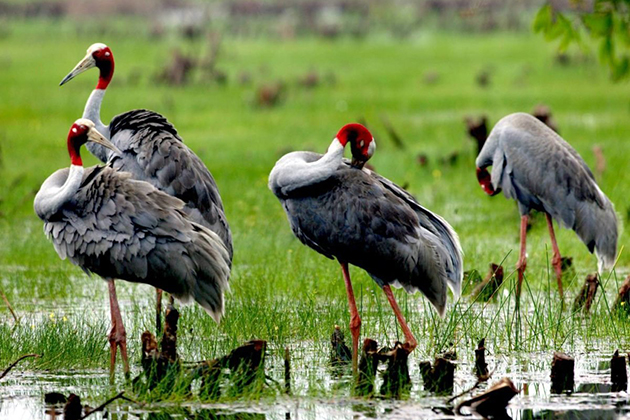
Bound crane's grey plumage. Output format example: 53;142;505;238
271;151;462;314
60;43;232;261
34;162;231;322
476;112;617;272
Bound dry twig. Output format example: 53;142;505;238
0;353;40;381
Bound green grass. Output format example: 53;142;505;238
2;17;630;402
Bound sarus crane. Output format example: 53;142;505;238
476;112;617;299
34;119;231;378
269;123;463;373
59;43;232;330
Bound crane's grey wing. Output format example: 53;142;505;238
107;109;233;261
278;165;457;315
367;169;464;298
43;166;231;322
486;113;617;270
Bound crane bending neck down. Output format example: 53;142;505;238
268;124;376;197
59;43;115;162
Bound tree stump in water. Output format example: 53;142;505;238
474;338;489;380
379;342;411;398
330;325;351;366
420;356;455;395
573;273;599;314
550;352;574;394
456;377;519;417
284;347;291;395
62;393;82;420
613;275;630;314
137;307;266;400
611;350;627;392
355;338;379;396
472;263;504;302
138;306;182;393
198;339;267;400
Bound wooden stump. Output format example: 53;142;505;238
63;393;82;420
471;264;504;302
611;350;627;392
330;325;351;366
137;307;266;400
138;307;182;392
379;342;411;398
355;338;378;396
613;275;630;313
474;338;489;380
550;352;574;394
420;356;455;395
456;377;519;416
573;273;599;314
465;115;488;154
284;347;291;395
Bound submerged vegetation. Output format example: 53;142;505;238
2;5;630;417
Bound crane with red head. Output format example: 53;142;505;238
269;123;463;374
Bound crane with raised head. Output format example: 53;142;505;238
59;43;232;330
269;123;463;374
34;119;231;378
476;112;618;300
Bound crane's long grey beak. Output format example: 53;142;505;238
59;53;96;86
87;128;122;156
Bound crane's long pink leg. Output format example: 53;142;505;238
516;215;528;300
340;262;361;375
108;280;130;380
545;213;564;299
382;284;417;352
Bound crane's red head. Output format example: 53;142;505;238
335;123;375;169
59;43;115;90
476;166;501;196
67;118;121;167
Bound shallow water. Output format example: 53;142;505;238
3;342;630;419
3;289;630;420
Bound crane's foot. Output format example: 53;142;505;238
108;323;130;381
402;337;418;353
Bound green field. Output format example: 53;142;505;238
2;15;630;414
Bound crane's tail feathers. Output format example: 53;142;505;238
181;224;232;323
389;279;447;318
568;192;618;275
427;211;464;299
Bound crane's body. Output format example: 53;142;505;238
269;124;463;373
271;151;462;312
35;165;230;318
34;120;231;377
476;112;618;297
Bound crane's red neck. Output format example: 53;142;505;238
67;125;88;166
476;166;500;196
94;47;114;90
